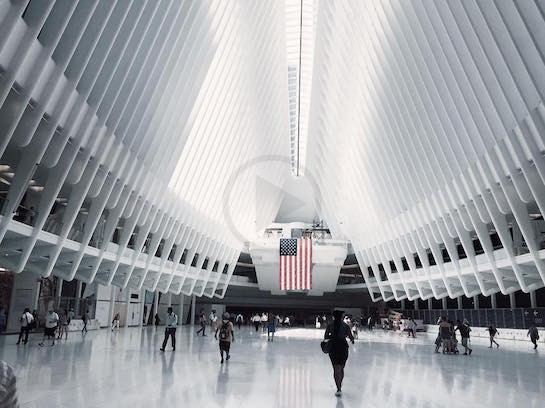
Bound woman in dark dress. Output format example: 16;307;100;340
324;310;355;397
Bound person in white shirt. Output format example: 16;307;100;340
260;312;268;333
235;313;243;330
160;307;178;352
16;308;34;345
39;309;59;347
252;314;261;332
210;311;218;330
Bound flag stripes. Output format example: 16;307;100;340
279;238;312;290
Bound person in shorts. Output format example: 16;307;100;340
487;322;500;348
39;309;59;346
57;309;69;340
215;312;234;363
267;312;276;342
455;319;472;355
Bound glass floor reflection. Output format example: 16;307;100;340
1;325;544;408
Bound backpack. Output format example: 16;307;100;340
219;322;229;340
26;314;37;330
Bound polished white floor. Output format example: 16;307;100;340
1;325;544;408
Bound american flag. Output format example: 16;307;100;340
279;238;312;290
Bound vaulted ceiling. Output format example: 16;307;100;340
0;0;544;301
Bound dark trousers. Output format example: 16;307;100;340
162;328;176;349
196;322;206;335
82;321;87;332
17;327;30;344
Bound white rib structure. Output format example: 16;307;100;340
308;0;545;301
0;0;289;297
1;1;545;303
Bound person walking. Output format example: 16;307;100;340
235;313;243;330
455;319;473;355
252;313;261;332
527;324;539;349
215;312;234;363
81;310;89;333
209;311;217;330
111;313;120;331
68;308;75;323
196;310;207;336
438;316;452;354
261;312;268;333
160;307;178;352
324;310;355;397
267;312;276;342
39;309;59;347
16;308;34;345
57;309;69;340
487;322;500;348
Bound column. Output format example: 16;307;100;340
75;280;83;316
414;300;419;310
55;277;63;308
167;292;172;307
124;290;131;328
400;299;406;310
491;293;497;309
33;280;41;311
190;295;196;326
442;297;447;310
178;294;184;325
457;296;462;310
509;292;516;309
530;291;537;308
108;286;116;329
473;295;479;310
428;299;433;310
153;291;159;322
139;289;145;327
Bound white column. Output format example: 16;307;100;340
530;291;537;308
428;299;433;310
442;297;447;310
55;278;63;308
124;290;131;328
190;295;196;326
33;280;41;311
154;291;159;322
414;300;419;310
108;286;116;329
491;293;497;309
179;294;184;326
75;280;83;316
509;293;516;309
473;295;479;310
139;289;145;327
167;292;172;307
400;299;406;310
457;297;463;310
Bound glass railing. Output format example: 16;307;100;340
398;307;545;330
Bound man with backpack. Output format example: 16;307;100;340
160;307;178;352
215;312;234;364
16;308;34;345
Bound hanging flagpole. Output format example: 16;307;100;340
296;0;303;177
